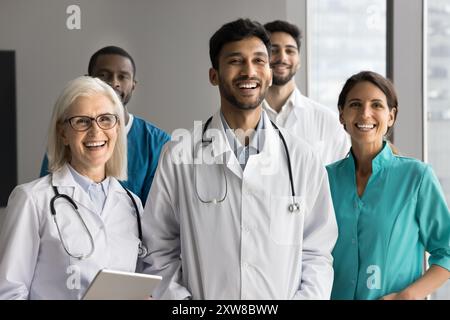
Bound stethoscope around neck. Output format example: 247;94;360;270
194;116;301;213
50;183;148;260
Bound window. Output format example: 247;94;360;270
309;0;387;109
427;0;450;300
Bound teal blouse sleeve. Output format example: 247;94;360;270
416;165;450;271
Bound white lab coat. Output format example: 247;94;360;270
262;88;350;165
0;164;143;300
143;110;338;300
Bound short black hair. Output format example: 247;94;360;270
264;20;302;50
209;18;271;70
88;46;136;78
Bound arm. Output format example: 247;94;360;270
140;144;191;300
293;162;338;300
141;131;171;206
382;165;450;300
382;265;450;300
0;187;40;299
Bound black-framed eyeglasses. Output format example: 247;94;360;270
65;113;119;132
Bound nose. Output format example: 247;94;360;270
107;75;121;89
272;50;288;64
87;119;103;134
278;50;288;63
240;60;257;78
361;104;372;118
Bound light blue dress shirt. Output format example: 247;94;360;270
326;142;450;300
68;164;109;215
220;111;265;170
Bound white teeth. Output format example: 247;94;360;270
84;141;106;147
357;124;375;129
238;83;257;89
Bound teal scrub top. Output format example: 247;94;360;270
326;142;450;300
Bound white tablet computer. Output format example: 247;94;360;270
82;269;162;300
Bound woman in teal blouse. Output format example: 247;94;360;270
327;71;450;300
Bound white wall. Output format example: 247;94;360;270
0;0;310;189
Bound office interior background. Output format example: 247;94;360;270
0;0;448;299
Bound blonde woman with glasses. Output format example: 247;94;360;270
0;76;145;299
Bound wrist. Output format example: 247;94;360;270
399;288;420;300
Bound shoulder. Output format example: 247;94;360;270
11;175;52;197
297;93;339;118
6;175;53;216
131;115;171;142
295;93;343;132
280;127;324;167
326;156;349;172
391;154;429;175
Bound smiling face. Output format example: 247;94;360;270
90;54;136;106
340;81;397;151
209;36;272;111
60;94;118;180
269;32;300;86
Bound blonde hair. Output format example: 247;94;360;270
47;76;127;180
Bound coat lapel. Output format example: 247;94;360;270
203;111;243;180
51;164;98;216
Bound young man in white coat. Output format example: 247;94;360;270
142;18;338;300
263;20;350;165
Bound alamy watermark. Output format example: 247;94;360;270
66;5;81;30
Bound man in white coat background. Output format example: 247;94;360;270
263;20;350;165
142;18;338;300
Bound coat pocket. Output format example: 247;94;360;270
269;195;304;246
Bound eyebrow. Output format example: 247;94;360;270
347;99;385;103
272;44;298;50
224;51;268;59
94;68;132;75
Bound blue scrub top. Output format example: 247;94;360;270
40;115;170;205
326;142;450;300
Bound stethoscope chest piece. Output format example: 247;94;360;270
288;202;301;213
138;242;148;258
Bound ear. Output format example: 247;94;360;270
58;123;69;146
132;79;137;92
209;68;219;86
338;107;347;131
338;107;345;125
269;68;273;87
388;107;397;127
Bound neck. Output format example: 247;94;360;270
266;80;296;112
70;162;106;183
351;140;384;175
124;110;130;125
221;104;262;146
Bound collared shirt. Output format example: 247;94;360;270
125;113;134;134
262;87;350;165
67;164;109;215
264;95;294;127
143;110;338;300
0;163;142;300
326;142;450;300
220;111;266;170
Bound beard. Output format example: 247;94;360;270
121;92;132;106
271;62;297;86
218;76;267;111
112;87;132;106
